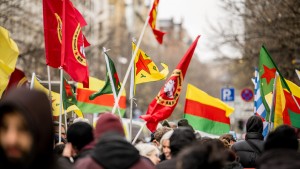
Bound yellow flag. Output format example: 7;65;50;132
33;76;61;116
33;76;83;117
274;74;285;128
132;43;169;85
0;26;19;98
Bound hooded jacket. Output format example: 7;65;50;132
0;88;59;169
75;113;155;169
231;116;264;168
77;113;125;160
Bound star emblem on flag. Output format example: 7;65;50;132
136;53;151;75
261;65;276;84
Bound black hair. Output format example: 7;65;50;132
170;127;196;157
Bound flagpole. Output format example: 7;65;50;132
47;66;52;99
103;48;122;118
129;55;134;142
111;3;154;114
47;66;54;117
268;72;278;132
132;122;146;145
59;68;63;143
30;72;35;90
64;110;68;131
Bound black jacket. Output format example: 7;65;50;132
231;132;264;168
156;158;176;169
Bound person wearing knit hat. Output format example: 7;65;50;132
75;113;155;169
231;115;264;168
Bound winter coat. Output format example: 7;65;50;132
75;132;155;169
156;158;176;169
231;116;264;168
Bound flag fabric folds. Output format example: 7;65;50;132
62;78;83;117
89;53;121;100
148;0;166;44
0;26;19;98
32;76;61;116
259;46;291;121
253;69;268;137
3;68;28;96
274;77;300;128
61;0;89;87
140;35;200;132
132;42;169;86
77;77;126;115
43;0;63;68
184;84;234;135
43;0;90;87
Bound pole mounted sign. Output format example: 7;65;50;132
221;88;235;102
240;88;254;102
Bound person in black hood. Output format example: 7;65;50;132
75;113;155;169
231;115;264;168
257;125;300;169
0;88;68;169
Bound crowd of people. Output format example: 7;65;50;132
0;88;300;169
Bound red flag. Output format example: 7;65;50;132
61;0;89;87
148;0;166;44
140;35;200;132
43;0;63;68
3;68;28;95
43;0;90;87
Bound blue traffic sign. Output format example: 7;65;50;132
221;88;235;101
241;88;254;102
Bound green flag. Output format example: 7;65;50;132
259;45;290;121
89;53;121;100
62;77;77;110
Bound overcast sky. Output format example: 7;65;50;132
157;0;242;62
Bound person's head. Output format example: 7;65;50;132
246;115;263;133
176;142;224;169
160;130;173;160
170;127;196;157
135;143;160;165
177;119;194;132
219;134;236;146
168;122;178;129
153;126;172;147
94;113;124;140
0;88;53;168
264;125;298;151
53;121;66;141
67;122;93;152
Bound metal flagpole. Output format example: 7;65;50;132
103;48;122;118
129;58;134;141
47;66;52;99
47;66;54;117
58;68;63;143
132;122;146;145
111;3;154;114
30;72;35;90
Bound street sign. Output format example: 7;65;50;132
221;88;235;101
241;88;254;102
